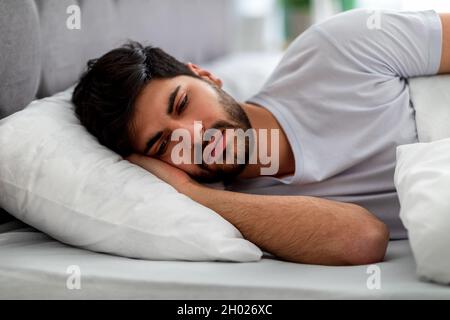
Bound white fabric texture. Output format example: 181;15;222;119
409;75;450;143
203;51;284;102
395;138;450;285
3;222;450;299
0;87;262;262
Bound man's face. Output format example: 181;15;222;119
130;72;252;183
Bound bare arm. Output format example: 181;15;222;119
439;13;450;74
185;183;389;266
127;154;389;266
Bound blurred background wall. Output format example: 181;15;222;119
231;0;450;53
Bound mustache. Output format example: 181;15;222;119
200;120;237;151
196;120;239;172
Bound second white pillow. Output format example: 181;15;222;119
395;138;450;284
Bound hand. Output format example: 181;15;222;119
125;153;196;194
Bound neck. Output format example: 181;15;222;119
237;102;295;179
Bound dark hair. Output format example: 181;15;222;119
72;41;198;157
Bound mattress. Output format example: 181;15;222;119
1;217;450;299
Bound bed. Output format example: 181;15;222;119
1;0;450;300
1;213;450;299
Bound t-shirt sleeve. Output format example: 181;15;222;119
313;9;442;78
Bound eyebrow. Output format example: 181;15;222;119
143;85;181;155
167;85;181;115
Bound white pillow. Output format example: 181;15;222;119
203;51;283;101
409;75;450;143
394;138;450;284
0;87;262;262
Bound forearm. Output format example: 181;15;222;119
183;183;389;266
125;154;389;266
439;13;450;74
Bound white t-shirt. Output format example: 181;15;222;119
226;9;442;239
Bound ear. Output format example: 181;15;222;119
186;62;223;88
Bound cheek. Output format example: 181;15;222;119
189;98;226;123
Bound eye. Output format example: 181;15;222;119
156;136;169;156
177;94;189;114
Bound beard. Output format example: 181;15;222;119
192;83;253;184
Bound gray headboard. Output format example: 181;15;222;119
0;0;235;217
0;0;235;119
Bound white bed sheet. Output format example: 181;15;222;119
1;218;450;299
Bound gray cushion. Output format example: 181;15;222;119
78;0;119;64
36;0;84;98
0;0;40;119
1;0;234;105
114;0;233;63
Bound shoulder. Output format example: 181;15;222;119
283;9;374;58
311;9;380;47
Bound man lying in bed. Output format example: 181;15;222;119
72;9;450;266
